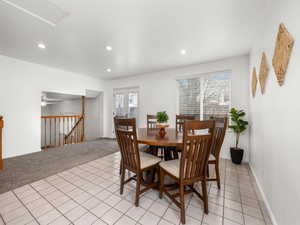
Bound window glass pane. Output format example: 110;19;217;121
177;73;230;120
128;92;138;108
203;74;230;119
113;88;139;119
115;94;125;116
128;92;138;118
115;94;124;108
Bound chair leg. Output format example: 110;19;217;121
120;166;125;195
179;183;186;224
135;173;141;207
151;167;157;184
201;180;209;214
119;159;122;175
215;161;221;189
207;164;210;178
159;169;164;199
173;148;179;159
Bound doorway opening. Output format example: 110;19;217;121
41;91;102;149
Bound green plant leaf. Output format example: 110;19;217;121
156;111;169;123
229;107;248;148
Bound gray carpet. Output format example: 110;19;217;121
0;139;119;194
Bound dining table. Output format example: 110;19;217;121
137;128;183;161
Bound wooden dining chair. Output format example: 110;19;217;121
159;120;215;224
207;117;228;189
114;117;161;206
174;115;196;158
176;115;196;133
146;114;164;157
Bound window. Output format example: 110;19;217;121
177;72;231;120
113;87;139;119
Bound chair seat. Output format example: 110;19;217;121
209;154;216;161
140;152;161;169
159;159;180;178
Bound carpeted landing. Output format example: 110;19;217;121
0;139;119;194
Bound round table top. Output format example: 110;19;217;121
137;128;183;147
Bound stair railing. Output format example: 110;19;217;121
64;115;85;144
41;114;84;149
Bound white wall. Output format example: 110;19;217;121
0;55;107;158
249;1;300;225
85;96;102;140
104;55;250;161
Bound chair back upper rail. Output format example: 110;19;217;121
176;115;196;133
147;114;157;129
180;120;215;181
114;117;141;172
210;117;228;158
0;116;3;171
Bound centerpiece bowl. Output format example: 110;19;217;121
156;124;169;138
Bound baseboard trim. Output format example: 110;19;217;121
249;163;278;225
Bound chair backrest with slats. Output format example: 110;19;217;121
180;120;215;181
209;117;228;158
147;115;157;129
114;117;140;172
176;115;196;133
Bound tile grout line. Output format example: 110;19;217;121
221;160;227;225
0;213;6;225
53;165;150;224
235;163;246;225
238;166;247;225
247;167;268;224
43;175;107;224
29;183;74;225
57;162;158;224
11;190;41;225
2;154;267;225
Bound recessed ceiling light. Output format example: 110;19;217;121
180;49;186;55
106;68;111;72
106;46;112;51
38;43;46;49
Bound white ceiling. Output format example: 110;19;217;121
0;0;264;79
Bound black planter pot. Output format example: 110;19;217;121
230;147;244;164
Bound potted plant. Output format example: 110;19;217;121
156;111;169;138
229;108;248;164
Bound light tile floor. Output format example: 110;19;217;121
0;152;272;225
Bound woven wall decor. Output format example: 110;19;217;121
259;52;269;94
252;67;258;98
272;23;294;86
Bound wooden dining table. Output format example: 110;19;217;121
137;128;183;147
137;128;183;161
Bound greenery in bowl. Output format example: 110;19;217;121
229;108;248;149
156;111;169;124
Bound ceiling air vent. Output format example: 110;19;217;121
1;0;68;26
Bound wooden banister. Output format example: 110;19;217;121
0;116;3;171
64;115;84;144
41;114;85;149
41;115;82;119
